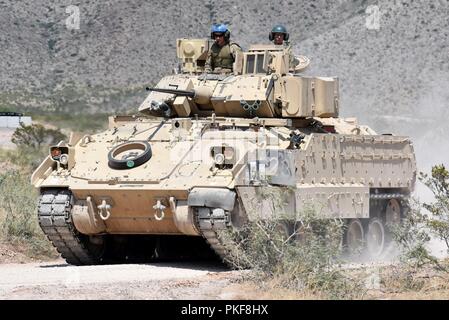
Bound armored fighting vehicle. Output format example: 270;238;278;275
32;39;416;265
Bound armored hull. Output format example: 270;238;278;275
32;39;416;265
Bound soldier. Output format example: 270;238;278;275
205;24;242;73
269;24;289;46
269;24;303;70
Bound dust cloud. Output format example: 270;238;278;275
374;72;449;259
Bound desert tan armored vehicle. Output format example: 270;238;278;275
32;38;416;265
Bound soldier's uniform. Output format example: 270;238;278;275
283;43;301;69
270;24;301;70
205;42;242;73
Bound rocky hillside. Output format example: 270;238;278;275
1;0;448;166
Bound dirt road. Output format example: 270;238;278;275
0;259;244;300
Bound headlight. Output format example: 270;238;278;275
211;145;236;168
50;146;69;161
50;148;61;160
50;146;70;168
59;154;69;165
223;147;235;161
214;153;225;165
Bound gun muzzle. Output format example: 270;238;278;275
146;86;213;105
145;87;195;98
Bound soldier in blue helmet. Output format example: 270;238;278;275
205;24;242;73
269;24;290;45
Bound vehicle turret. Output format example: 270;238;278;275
139;39;337;119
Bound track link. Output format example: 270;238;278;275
38;189;102;265
195;207;241;267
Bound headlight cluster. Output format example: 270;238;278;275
246;150;296;186
50;146;69;166
210;145;236;168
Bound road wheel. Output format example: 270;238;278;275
345;219;365;255
366;218;385;258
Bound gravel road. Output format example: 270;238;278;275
0;259;244;300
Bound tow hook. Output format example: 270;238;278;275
97;199;112;220
153;200;166;221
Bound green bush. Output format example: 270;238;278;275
386;165;449;292
420;165;449;252
389;199;439;268
2;123;67;171
0;147;47;170
220;207;364;299
0;170;55;257
12;123;66;150
391;165;449;272
0;170;36;239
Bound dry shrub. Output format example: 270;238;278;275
0;170;56;258
219;208;365;299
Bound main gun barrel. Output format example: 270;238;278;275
146;87;195;98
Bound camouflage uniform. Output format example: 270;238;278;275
205;42;242;73
274;42;300;69
285;44;300;69
269;25;300;70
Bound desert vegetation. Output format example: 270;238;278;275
0;119;90;262
0;112;115;262
219;164;449;299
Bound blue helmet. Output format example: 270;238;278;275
212;24;228;33
211;23;230;40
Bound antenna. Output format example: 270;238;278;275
208;0;213;25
